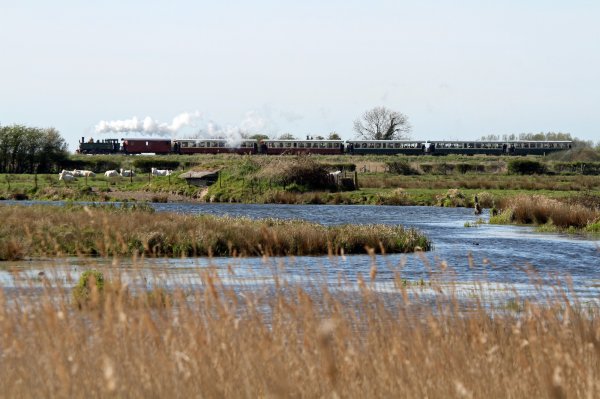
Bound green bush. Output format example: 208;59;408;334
386;160;419;175
507;159;547;175
72;270;105;307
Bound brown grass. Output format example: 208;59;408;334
358;174;600;191
0;205;431;259
497;195;600;228
1;267;598;398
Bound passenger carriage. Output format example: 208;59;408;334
174;139;258;155
261;140;345;155
346;140;424;155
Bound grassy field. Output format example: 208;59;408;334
1;154;599;206
0;264;598;398
0;204;431;260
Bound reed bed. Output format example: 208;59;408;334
494;195;600;229
0;265;598;398
0;205;431;260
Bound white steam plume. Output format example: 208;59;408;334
95;111;201;137
190;111;269;146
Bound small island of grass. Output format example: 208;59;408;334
0;204;431;260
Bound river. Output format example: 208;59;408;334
1;201;599;303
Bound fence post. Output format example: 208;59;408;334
354;171;358;189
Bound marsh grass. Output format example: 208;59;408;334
495;195;600;229
0;263;598;398
0;205;431;260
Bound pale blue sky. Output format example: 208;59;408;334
1;1;599;149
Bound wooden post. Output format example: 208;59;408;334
218;171;221;188
130;172;133;184
148;171;151;183
34;173;38;190
354;170;358;189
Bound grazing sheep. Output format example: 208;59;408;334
58;171;76;182
104;170;119;177
72;169;95;177
151;167;172;176
120;168;135;177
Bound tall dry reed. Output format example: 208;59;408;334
497;195;599;228
0;265;598;398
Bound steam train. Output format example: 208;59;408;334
77;137;573;156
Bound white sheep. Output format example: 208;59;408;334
120;168;135;177
104;170;119;177
72;169;96;177
58;171;76;182
151;167;172;176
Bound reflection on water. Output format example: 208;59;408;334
1;201;599;303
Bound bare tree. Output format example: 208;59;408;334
353;106;411;140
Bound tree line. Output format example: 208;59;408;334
0;125;68;173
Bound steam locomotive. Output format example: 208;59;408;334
77;137;573;156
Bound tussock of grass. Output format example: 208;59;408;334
493;195;600;229
0;205;431;260
0;268;598;397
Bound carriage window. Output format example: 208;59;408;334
293;142;297;148
285;142;291;148
219;142;225;147
327;143;332;148
298;142;304;148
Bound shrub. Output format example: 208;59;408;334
507;159;547;175
456;163;486;174
436;189;467;207
72;270;105;307
475;191;495;208
259;156;335;190
386;160;419;175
